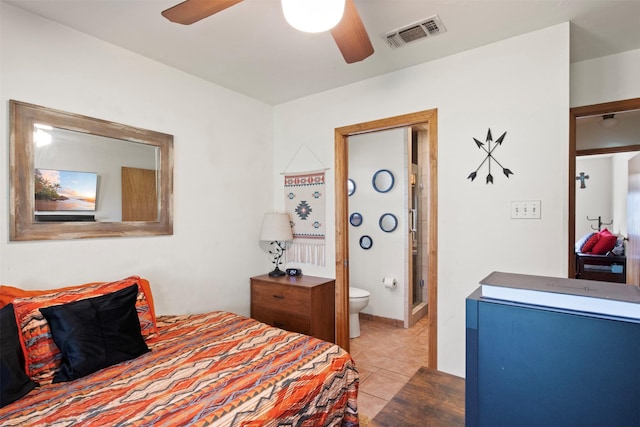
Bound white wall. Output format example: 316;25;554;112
274;23;570;376
575;153;634;240
348;128;406;321
612;152;637;237
575;156;613;239
0;4;274;316
571;48;640;107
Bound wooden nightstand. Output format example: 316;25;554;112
250;274;335;343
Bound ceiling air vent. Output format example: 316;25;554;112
384;15;446;49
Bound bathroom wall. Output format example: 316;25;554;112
348;128;407;321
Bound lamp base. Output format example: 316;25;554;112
268;267;286;277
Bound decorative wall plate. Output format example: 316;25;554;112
379;213;398;232
347;178;356;196
372;169;394;193
359;235;373;250
350;212;363;227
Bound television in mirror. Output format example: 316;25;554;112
35;168;98;212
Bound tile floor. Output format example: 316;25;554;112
349;315;430;421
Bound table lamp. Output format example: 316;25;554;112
260;213;293;277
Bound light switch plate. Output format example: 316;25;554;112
511;200;541;219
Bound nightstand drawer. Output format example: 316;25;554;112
250;274;335;343
252;306;311;335
251;282;310;314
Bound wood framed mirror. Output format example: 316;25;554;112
10;100;173;241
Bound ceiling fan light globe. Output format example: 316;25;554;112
282;0;345;33
600;114;619;129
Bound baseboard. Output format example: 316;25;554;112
359;312;404;328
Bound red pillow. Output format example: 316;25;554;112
12;276;156;385
591;229;618;255
581;233;601;253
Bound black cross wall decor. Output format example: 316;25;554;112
576;172;589;189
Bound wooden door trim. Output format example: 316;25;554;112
568;97;640;279
577;144;640;157
627;154;640;286
335;109;438;369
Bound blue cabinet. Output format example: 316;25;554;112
466;287;640;427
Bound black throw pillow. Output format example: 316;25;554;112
1;304;37;408
40;284;150;383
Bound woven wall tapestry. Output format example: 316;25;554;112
284;170;326;266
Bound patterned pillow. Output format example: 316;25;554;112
1;278;157;316
12;276;157;385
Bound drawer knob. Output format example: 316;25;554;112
272;294;285;299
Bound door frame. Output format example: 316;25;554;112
334;109;438;369
568;97;640;279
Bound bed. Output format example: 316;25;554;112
0;277;359;426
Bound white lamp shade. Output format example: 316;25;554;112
281;0;345;33
260;213;293;242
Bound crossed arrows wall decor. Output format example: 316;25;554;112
467;128;514;184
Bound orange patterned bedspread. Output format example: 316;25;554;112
0;311;359;426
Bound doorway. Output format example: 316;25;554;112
334;109;438;368
569;97;640;285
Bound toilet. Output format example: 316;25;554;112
349;287;370;338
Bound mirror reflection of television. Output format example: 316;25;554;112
34;168;98;212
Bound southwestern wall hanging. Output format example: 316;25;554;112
467;128;514;184
284;170;326;266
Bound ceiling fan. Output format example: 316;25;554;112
161;0;374;64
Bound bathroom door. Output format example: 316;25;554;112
408;128;429;327
410;163;421;306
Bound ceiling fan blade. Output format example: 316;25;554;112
330;0;374;64
161;0;244;25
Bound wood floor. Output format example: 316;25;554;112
371;367;465;426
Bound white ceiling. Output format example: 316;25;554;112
6;0;640;105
